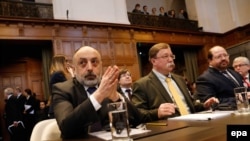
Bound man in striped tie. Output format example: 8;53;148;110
232;56;250;99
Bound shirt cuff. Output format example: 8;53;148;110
89;95;102;111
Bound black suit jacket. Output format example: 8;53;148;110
4;95;19;126
195;67;244;107
132;71;204;122
52;78;142;139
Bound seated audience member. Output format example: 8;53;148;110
232;56;250;91
151;7;157;15
132;3;142;14
36;100;49;123
142;5;149;15
178;9;189;19
132;43;218;122
159;7;168;16
168;9;176;18
195;46;244;109
52;46;142;139
117;69;133;101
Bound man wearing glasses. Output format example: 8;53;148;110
195;45;244;110
232;56;250;95
132;43;218;122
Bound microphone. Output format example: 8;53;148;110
66;10;69;20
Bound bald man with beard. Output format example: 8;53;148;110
52;46;142;139
195;45;244;110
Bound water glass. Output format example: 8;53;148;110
234;87;250;113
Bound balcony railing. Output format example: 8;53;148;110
127;12;199;31
0;1;199;31
0;0;53;19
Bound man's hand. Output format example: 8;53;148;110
158;103;176;119
93;65;119;103
203;97;219;109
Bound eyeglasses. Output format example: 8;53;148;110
213;54;229;60
155;54;176;60
233;64;248;69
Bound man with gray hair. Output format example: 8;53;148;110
232;56;250;91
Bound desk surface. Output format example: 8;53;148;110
63;111;250;141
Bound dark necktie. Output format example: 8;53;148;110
87;87;97;94
125;89;132;100
86;87;102;132
221;71;240;87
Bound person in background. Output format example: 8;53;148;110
232;56;250;97
151;7;157;16
168;9;176;18
195;45;244;109
132;43;218;122
132;3;142;14
52;46;142;139
178;9;189;19
23;88;37;141
48;54;74;118
4;87;26;141
159;7;168;16
117;69;133;100
36;100;49;123
142;5;149;15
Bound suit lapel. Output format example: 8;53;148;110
149;72;174;102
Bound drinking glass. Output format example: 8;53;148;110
234;87;250;113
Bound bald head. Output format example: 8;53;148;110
72;46;102;86
73;46;101;65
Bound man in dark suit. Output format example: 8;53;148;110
4;87;26;141
195;46;244;109
132;43;218;122
117;69;133;101
52;46;142;139
232;56;250;94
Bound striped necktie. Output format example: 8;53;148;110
221;71;240;87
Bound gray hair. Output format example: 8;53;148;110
233;56;250;65
4;87;14;95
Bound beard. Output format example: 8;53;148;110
76;71;101;87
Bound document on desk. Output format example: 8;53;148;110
168;111;234;121
89;128;151;141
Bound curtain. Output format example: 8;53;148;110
183;50;198;83
42;46;52;100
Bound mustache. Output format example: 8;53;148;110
85;72;97;78
166;62;175;67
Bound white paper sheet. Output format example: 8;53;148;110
89;128;151;141
168;111;234;121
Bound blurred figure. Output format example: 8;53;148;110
142;5;149;15
168;9;176;18
132;3;142;14
4;87;26;141
48;54;74;118
178;9;189;19
151;7;157;15
23;88;37;140
36;100;49;123
159;7;168;16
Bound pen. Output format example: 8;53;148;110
146;122;168;126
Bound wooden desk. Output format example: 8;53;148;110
63;112;250;141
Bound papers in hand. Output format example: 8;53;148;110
168;111;233;121
89;128;151;140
